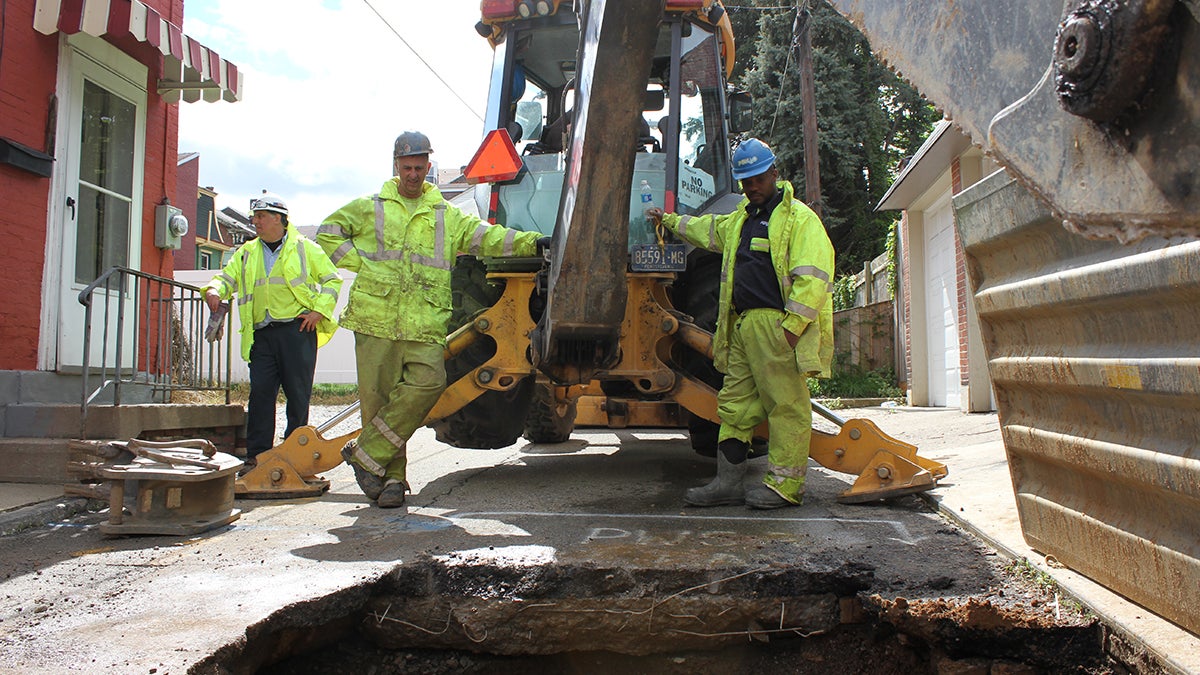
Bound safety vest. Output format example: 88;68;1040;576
317;179;541;344
664;180;835;377
206;226;342;361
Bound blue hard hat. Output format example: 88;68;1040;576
731;138;776;180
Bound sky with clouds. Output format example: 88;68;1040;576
178;0;496;224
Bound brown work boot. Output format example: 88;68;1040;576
745;484;797;509
341;442;384;501
376;479;408;509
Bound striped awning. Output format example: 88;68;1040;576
33;0;242;103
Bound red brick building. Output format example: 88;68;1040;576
0;0;239;402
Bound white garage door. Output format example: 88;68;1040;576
924;195;961;408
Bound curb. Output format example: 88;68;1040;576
916;491;1187;675
0;497;91;537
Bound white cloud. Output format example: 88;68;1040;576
178;0;495;224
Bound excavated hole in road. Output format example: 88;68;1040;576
208;556;1121;674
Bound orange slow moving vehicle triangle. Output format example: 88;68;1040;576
464;128;523;184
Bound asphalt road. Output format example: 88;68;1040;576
0;405;1079;673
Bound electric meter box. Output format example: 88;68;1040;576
155;204;189;249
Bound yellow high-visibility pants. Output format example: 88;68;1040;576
716;308;812;503
348;333;445;483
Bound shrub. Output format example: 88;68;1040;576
808;367;902;399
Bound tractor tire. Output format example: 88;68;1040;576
523;382;577;443
431;257;534;449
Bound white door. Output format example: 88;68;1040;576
54;37;146;371
923;195;961;407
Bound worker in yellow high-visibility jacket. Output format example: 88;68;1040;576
318;131;548;509
648;138;834;508
205;194;342;467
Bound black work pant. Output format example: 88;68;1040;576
246;320;318;458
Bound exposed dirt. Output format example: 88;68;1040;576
234;528;1115;675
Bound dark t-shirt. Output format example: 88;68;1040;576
732;191;785;314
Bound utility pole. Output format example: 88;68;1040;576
796;1;823;218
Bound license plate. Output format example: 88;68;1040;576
630;243;687;271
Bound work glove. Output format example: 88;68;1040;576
536;236;552;257
205;302;229;343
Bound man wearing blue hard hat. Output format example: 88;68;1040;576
648;138;834;509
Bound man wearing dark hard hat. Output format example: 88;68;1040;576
647;138;835;509
205;193;343;468
318;131;549;508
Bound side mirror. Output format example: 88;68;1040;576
728;91;753;134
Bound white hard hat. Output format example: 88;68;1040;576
250;193;288;216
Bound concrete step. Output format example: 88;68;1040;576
0;404;245;483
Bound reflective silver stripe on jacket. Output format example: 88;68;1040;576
790;265;830;284
287;241;310;287
319;220;357;265
786;299;820;320
408;205;452;271
353;198;453;271
216;271;236;289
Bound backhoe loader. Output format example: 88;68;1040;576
238;0;946;509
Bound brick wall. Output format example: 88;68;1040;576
174;155;200;269
0;2;59;370
951;157;970;388
0;0;187;371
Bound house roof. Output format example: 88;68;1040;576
221;206;251;227
876;120;973;211
177;152;199;166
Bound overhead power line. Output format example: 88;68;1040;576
360;0;484;122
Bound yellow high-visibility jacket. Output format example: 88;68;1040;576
662;180;835;377
205;225;342;361
317;179;541;344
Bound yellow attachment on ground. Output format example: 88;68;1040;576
235;408;360;499
809;417;949;504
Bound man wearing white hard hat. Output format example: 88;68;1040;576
647;138;835;509
205;192;343;468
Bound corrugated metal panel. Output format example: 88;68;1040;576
953;170;1200;635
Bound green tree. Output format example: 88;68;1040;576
728;1;938;275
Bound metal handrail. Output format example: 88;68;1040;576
77;266;233;437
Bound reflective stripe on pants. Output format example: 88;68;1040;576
716;308;812;503
353;333;446;482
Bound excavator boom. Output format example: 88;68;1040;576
532;0;665;384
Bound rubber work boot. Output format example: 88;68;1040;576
341;441;384;501
746;483;795;509
684;453;748;506
376;479;407;509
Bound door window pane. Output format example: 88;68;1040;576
75;185;131;283
75;80;135;284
